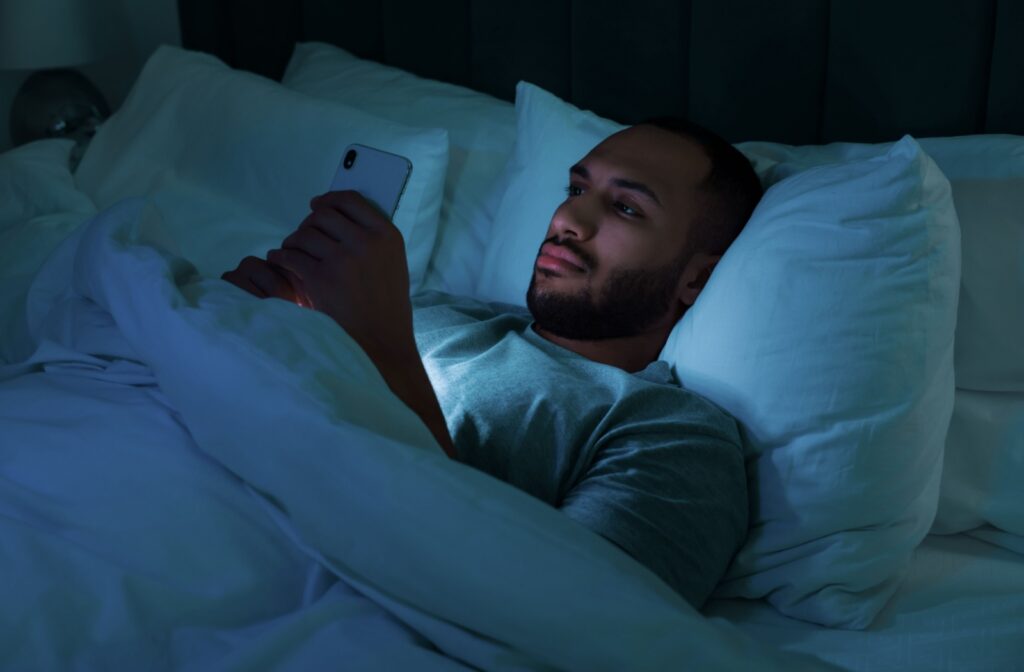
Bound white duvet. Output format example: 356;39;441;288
0;150;836;669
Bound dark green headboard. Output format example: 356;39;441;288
177;0;1024;144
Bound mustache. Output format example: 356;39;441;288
540;236;596;271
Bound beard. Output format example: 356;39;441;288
526;238;691;340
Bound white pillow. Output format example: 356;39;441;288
76;46;450;290
935;389;1024;538
927;135;1024;539
475;83;622;305
477;82;961;629
917;136;1024;393
282;42;516;296
669;138;959;629
742;135;1024;393
741;135;1024;542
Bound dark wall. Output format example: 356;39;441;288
179;0;1024;144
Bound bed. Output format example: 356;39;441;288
1;0;1022;670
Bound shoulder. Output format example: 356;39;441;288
586;378;748;516
610;374;744;456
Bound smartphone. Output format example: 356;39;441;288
329;144;412;219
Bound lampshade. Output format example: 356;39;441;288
0;0;119;70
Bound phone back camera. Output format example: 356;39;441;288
343;149;357;169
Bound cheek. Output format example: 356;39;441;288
593;222;655;269
608;218;686;267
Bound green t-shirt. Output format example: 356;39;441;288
412;291;747;608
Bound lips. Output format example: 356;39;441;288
537;243;586;272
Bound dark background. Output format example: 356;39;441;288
179;0;1024;144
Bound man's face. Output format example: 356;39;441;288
527;125;712;340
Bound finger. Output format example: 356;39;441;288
299;206;370;251
222;270;268;299
223;259;270;297
228;255;268;276
266;247;318;285
248;261;298;302
296;209;339;243
313;190;390;232
267;261;313;308
282;222;338;261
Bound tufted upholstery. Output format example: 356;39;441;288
178;0;1024;143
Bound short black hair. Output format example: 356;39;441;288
640;116;763;257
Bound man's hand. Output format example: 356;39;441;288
257;190;458;460
265;190;415;364
221;255;300;304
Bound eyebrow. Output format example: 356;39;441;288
569;164;663;208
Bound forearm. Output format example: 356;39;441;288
372;347;457;460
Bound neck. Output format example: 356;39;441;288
532;320;675;373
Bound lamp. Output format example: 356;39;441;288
0;0;121;166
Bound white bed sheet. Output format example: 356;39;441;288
704;533;1024;671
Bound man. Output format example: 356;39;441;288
222;118;764;609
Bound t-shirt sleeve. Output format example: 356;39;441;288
557;398;748;610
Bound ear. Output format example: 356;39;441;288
676;252;721;307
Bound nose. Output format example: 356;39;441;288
550;193;598;241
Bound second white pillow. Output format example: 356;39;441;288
76;46;450;290
283;42;516;296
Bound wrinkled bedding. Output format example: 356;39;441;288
706;533;1024;671
0;193;836;671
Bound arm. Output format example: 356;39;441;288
222;190;456;459
371;347;457;460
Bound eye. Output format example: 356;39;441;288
614;201;640;217
565;184;584;197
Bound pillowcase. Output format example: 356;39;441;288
928;138;1024;543
475;83;622;305
669;138;959;629
917;136;1024;393
476;82;961;630
76;46;449;290
740;135;1024;541
741;135;1024;393
935;389;1024;539
282;42;516;296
